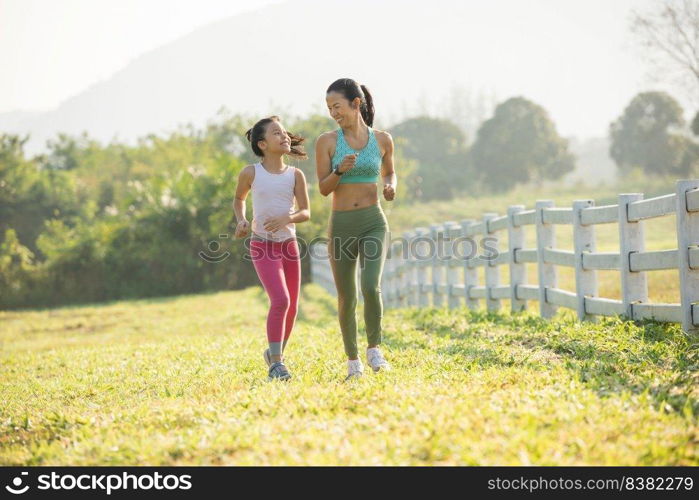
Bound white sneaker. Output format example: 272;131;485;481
345;359;364;381
367;347;390;372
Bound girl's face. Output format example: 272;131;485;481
326;91;361;126
259;120;291;155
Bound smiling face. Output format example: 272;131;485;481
326;91;361;126
258;120;291;156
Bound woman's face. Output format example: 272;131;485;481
260;120;291;155
326;91;360;126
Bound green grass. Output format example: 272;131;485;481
1;283;697;465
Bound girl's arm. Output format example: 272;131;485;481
378;131;396;201
316;132;356;197
262;168;311;233
291;168;311;223
233;165;254;238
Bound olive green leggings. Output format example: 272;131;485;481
328;204;389;359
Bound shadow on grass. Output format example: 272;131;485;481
1;288;238;316
387;306;699;416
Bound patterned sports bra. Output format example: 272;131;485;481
331;127;381;184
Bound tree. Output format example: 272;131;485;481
0;134;77;255
609;91;696;175
692;111;699;136
389;116;471;200
631;0;699;97
470;97;575;192
0;228;35;308
43;133;88;171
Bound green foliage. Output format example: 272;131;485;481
0;117;253;308
0;134;81;257
2;102;658;309
692;111;699;137
0;229;36;307
389;116;471;200
471;97;575;192
610;91;698;176
43;133;86;171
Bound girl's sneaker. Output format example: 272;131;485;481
268;361;291;381
367;347;390;372
345;359;364;381
264;348;284;367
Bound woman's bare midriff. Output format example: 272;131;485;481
332;182;379;211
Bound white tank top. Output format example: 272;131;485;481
251;162;297;241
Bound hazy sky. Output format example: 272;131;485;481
0;0;692;139
0;0;281;112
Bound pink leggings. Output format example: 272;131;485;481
250;238;300;355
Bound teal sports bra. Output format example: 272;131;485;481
331;127;381;184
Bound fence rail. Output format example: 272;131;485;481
309;180;699;334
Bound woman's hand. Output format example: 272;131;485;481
337;154;357;174
383;183;396;201
234;220;250;238
264;214;291;233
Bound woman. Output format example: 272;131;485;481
315;78;397;380
234;116;310;381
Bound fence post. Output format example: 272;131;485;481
483;213;500;312
507;205;527;312
444;221;461;310
573;200;598;321
414;227;431;308
431;223;445;308
618;193;647;320
675;180;699;334
536;200;557;318
461;219;479;310
403;230;415;307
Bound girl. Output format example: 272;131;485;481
233;116;310;381
315;78;397;380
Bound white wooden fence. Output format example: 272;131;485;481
309;180;699;334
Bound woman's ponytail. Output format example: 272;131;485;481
359;84;375;127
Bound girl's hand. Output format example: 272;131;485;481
383;184;396;201
264;214;291;233
337;154;357;174
234;220;250;238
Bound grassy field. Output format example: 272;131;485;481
1;283;697;465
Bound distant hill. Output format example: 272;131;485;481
2;0;489;152
0;0;634;159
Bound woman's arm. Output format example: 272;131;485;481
316;132;356;197
262;168;311;233
233;165;254;238
378;131;396;201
